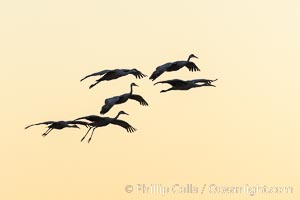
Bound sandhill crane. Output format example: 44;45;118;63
154;78;217;93
24;120;88;137
79;111;136;143
149;54;200;81
100;83;148;114
80;68;147;89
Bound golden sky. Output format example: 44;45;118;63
0;0;299;199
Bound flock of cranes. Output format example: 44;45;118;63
25;54;217;143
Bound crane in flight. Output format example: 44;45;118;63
154;78;217;93
77;111;136;143
25;120;88;137
149;54;200;81
80;68;147;89
100;83;148;114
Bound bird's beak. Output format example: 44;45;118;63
194;55;199;59
124;112;129;115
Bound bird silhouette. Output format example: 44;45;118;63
149;54;200;81
79;111;136;143
154;78;217;93
100;83;148;114
25;120;88;137
80;68;147;89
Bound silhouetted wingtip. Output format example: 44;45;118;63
80;77;87;82
149;77;155;81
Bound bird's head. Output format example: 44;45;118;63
131;82;139;87
119;111;129;116
188;54;198;61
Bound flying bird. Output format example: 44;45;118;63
149;54;200;81
100;82;148;114
79;111;136;143
80;68;147;89
154;78;217;93
25;120;88;137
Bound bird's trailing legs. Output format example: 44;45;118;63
81;127;92;142
160;88;173;93
42;128;53;137
201;83;216;87
89;79;102;89
88;128;96;143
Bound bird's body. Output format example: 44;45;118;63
25;120;88;137
149;54;200;81
80;68;147;89
48;121;70;130
79;111;137;143
100;83;148;114
154;78;217;93
75;115;104;122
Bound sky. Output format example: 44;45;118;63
0;0;299;199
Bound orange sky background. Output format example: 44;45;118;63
0;0;299;199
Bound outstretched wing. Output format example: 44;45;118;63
104;96;120;105
190;79;217;84
131;69;147;79
154;79;186;87
74;115;105;122
129;94;149;106
185;62;200;72
25;121;55;129
80;69;112;82
149;63;172;81
100;96;120;114
111;119;137;133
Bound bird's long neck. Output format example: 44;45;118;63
114;112;122;120
129;84;134;95
187;55;192;62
